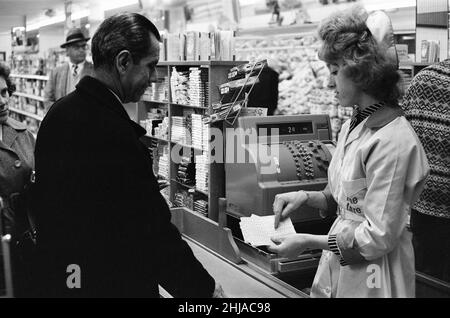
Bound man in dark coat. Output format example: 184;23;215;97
33;13;222;298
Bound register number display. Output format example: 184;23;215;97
257;122;314;136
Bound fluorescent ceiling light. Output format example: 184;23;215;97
25;0;138;32
239;0;260;6
363;0;415;11
26;15;65;31
102;0;139;11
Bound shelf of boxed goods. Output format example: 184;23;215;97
12;91;45;102
10;74;49;81
170;178;209;197
138;60;245;221
8;107;44;122
157;61;244;67
9;73;48;131
399;62;431;76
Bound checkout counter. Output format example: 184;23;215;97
169;114;335;297
168;114;450;298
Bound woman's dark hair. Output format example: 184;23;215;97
317;6;401;105
91;12;161;69
0;62;16;96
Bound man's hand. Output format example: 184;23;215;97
273;191;309;228
267;234;311;259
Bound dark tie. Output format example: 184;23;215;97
73;64;78;77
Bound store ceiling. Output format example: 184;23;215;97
0;0;87;33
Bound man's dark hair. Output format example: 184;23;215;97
0;62;16;95
91;12;161;69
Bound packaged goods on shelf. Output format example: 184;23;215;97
11;76;47;97
139;110;168;139
188;67;209;108
142;76;169;102
177;156;196;186
191;114;209;150
161;31;235;61
194;199;208;217
421;40;440;63
155;117;169;140
209;60;267;124
207;101;244;124
228;60;266;81
185;31;209;61
174;189;195;210
157;145;170;180
195;152;209;193
10;54;46;75
170;68;190;105
170;67;209;107
171;116;190;145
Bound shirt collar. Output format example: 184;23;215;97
355;101;385;121
365;103;404;129
108;88;123;104
70;60;85;70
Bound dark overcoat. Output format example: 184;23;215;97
33;76;215;297
0;117;35;236
0;117;35;297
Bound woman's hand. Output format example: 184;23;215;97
267;234;311;259
273;191;309;228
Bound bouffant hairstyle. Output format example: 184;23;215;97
318;6;401;106
0;62;16;96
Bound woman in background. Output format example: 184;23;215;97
0;62;35;297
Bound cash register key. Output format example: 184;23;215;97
308;141;314;147
297;173;302;179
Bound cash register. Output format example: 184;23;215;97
223;114;336;277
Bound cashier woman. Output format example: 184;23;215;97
269;6;430;298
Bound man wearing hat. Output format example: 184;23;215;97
44;28;94;110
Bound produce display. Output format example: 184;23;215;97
235;34;351;141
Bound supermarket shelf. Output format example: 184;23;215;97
399;62;432;69
171;178;208;196
13;92;45;102
158;174;169;181
236;45;320;52
10;74;49;81
236;23;319;37
158;60;246;66
170;140;203;152
141;98;168;104
171;103;208;110
143;135;169;143
9;107;44;121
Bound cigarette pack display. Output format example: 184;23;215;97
195;152;209;193
174;189;195;210
194;199;208;217
227;60;266;81
157;145;170;180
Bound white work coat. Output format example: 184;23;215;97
311;106;429;298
